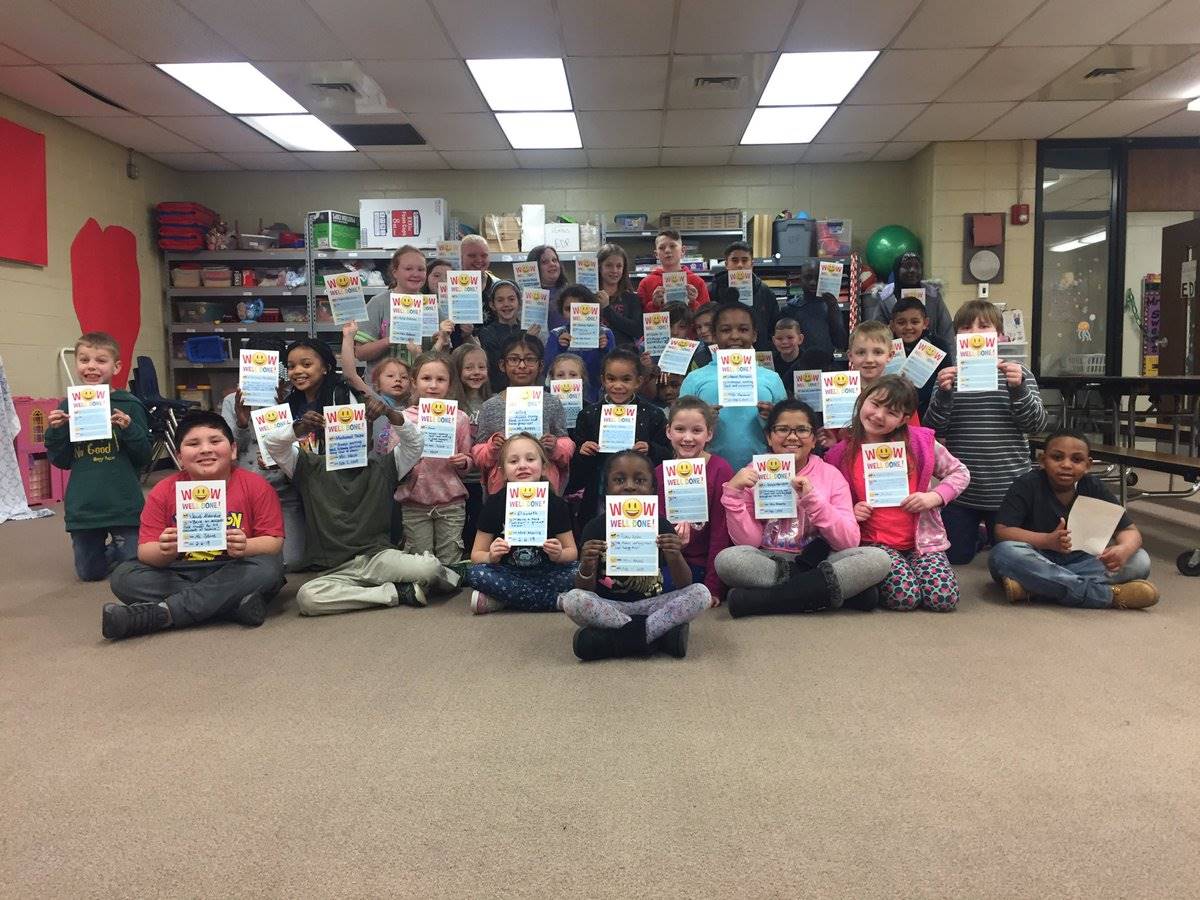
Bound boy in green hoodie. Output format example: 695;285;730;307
45;332;152;581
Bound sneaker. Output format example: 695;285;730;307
1110;580;1159;609
228;592;268;627
1002;578;1031;603
656;623;689;659
395;582;428;608
444;560;471;587
470;590;505;615
102;602;170;641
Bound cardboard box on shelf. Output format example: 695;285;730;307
521;204;545;251
311;210;360;250
482;213;521;252
750;214;773;259
359;198;446;249
544;222;580;252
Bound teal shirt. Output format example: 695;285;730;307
680;361;787;471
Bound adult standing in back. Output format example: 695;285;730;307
862;251;956;361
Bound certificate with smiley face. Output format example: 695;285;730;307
899;339;947;389
324;403;368;470
955;331;999;392
862;442;909;508
67;383;112;443
605;494;660;577
417;397;458;459
657;338;699;376
390;293;424;344
447;270;484;324
643;311;671;358
323;271;368;326
505;481;550;546
175;480;227;553
820;370;861;429
238;348;280;408
598;404;638;453
521;288;550;332
250;404;293;469
883;338;906;376
716;349;758;407
752;453;795;519
662;457;708;524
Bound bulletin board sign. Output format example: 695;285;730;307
0;118;48;266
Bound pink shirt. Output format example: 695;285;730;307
392;407;472;508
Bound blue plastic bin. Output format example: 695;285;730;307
184;335;227;363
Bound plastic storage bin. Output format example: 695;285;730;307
184;336;228;363
773;219;814;259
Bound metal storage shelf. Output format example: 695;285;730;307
167;286;307;297
604;229;746;239
165;249;305;262
168;323;311;334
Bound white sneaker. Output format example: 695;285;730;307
470;590;505;615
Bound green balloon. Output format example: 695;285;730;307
865;225;922;279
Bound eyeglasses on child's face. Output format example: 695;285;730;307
769;424;814;437
504;355;539;367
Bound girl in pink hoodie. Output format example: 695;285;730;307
716;399;891;617
824;376;969;611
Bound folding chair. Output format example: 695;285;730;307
128;356;198;479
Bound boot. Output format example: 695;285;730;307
841;584;880;612
655;623;689;659
727;562;837;618
573;615;651;661
102;602;170;641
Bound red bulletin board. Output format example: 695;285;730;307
71;219;140;389
0;117;48;266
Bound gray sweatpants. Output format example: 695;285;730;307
296;549;456;616
110;554;285;627
715;545;892;601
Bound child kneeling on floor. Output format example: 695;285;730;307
466;433;579;614
989;428;1158;609
261;395;460;615
561;451;713;661
104;412;284;641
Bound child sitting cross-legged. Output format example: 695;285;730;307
103;412;284;640
989;429;1158;609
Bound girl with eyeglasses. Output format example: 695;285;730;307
715;399;891;618
470;334;574;496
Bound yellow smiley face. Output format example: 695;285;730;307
337;408;354;424
518;485;536;500
400;296;414;308
80;388;96;401
250;351;268;366
192;485;210;502
765;458;782;473
263;410;278;424
613;406;626;417
832;373;849;388
801;372;817;384
622;498;643;518
923;345;940;358
969;334;986;349
676;462;693;477
334;273;351;288
875;445;893;461
430;400;447;416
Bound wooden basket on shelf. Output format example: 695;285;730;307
659;209;742;230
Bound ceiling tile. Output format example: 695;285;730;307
431;0;562;58
1032;45;1200;102
814;104;926;143
892;0;1044;49
176;0;350;61
659;147;733;166
307;0;456;59
893;102;1015;141
1002;0;1166;47
54;64;220;115
149;116;279;152
1124;52;1200;100
49;0;245;63
405;113;509;150
666;54;774;110
729;145;806;165
586;148;661;167
973;101;1106;139
663;108;752;147
674;0;799;54
293;152;380;170
362;149;449;169
0;0;138;63
515;149;588;168
940;47;1096;103
567;56;669;111
1053;99;1188;137
783;0;920;51
255;61;399;118
558;0;673;54
359;59;484;114
1116;0;1200;45
65;116;205;152
846;49;988;104
1130;109;1200;136
150;152;241;171
873;142;929;161
577;111;663;148
801;143;884;164
0;66;134;116
219;151;312;170
0;43;36;65
441;150;519;169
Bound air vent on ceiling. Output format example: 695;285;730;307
1084;67;1136;79
328;123;425;147
312;82;359;94
58;75;130;111
693;75;741;91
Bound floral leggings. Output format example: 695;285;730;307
559;584;713;641
870;545;959;612
466;560;579;612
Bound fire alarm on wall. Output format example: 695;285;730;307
1011;204;1030;226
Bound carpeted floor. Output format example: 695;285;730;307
2;495;1198;898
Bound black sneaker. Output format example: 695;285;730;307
395;582;427;607
228;592;268;627
444;560;471;586
102;602;170;641
656;623;689;658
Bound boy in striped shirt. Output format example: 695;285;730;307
923;300;1047;564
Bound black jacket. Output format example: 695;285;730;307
567;396;671;516
601;290;643;347
782;291;847;355
707;270;780;352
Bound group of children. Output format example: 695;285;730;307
46;233;1162;658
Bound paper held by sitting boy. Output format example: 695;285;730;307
1066;495;1125;556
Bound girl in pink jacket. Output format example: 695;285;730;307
715;399;891;617
824;376;970;611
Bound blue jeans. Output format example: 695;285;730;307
71;527;139;581
466;560;579;612
942;502;997;565
988;541;1152;608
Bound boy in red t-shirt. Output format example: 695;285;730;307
103;412;285;641
637;229;710;312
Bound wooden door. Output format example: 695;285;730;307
1159;217;1200;376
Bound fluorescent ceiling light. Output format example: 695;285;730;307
467;58;572;111
157;62;304;115
1079;230;1107;244
1188;97;1200;111
495;112;581;149
240;115;354;152
740;106;836;145
758;51;879;106
1050;239;1085;252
